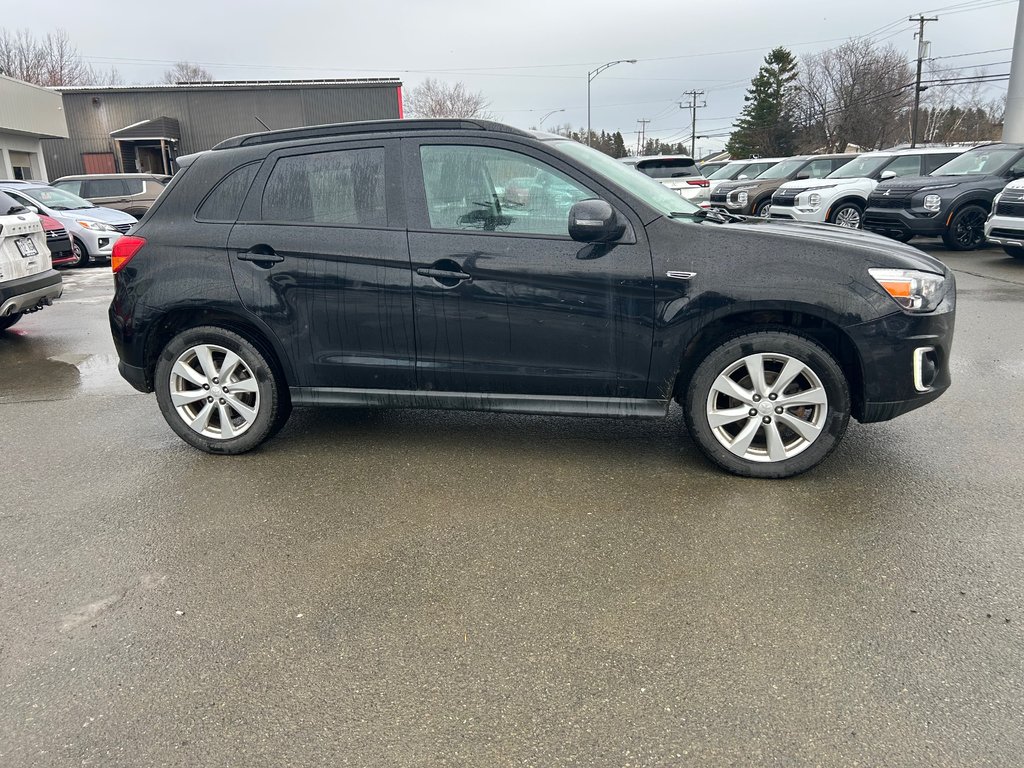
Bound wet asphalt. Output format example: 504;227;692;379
1;246;1023;767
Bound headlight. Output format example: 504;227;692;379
77;220;117;232
869;268;947;312
736;190;749;205
923;195;942;212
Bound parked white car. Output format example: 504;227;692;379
985;179;1024;259
0;182;137;268
620;155;710;205
0;189;62;331
769;146;965;229
706;158;785;195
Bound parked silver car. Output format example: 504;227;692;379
0;182;137;267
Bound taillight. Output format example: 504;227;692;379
111;235;146;273
687;179;710;187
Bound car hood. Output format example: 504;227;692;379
876;173;990;192
74;206;137;224
716;217;948;273
777;177;864;192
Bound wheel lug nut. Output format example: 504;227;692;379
207;396;213;403
749;409;757;416
219;397;226;404
752;394;761;402
203;384;210;390
762;416;771;424
212;377;219;384
768;393;777;401
775;406;783;414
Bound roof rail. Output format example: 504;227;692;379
213;118;532;150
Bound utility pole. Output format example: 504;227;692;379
909;15;938;148
680;90;706;157
636;119;650;155
1003;0;1024;141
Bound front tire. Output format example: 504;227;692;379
0;312;24;331
942;204;987;251
1003;245;1024;260
754;199;772;218
829;201;863;229
685;331;851;478
154;326;287;454
71;238;90;268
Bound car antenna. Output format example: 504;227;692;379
254;115;272;131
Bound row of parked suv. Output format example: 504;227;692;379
698;143;1024;255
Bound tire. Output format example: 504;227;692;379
828;201;863;229
1003;245;1024;260
0;312;24;331
684;331;851;478
71;237;90;268
154;326;287;454
941;204;988;251
754;199;772;218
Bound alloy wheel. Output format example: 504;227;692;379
169;344;261;439
834;207;862;228
954;210;985;248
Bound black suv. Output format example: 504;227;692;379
863;143;1024;250
109;119;955;478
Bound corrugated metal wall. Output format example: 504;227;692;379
41;83;401;179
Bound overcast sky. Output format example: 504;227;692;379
1;0;1018;154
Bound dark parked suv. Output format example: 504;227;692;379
109;119;955;478
863;143;1024;249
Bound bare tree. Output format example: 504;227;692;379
162;61;213;84
405;78;491;119
918;63;1003;143
795;40;914;151
0;28;94;86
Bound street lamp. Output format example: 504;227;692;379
539;108;565;131
587;59;637;146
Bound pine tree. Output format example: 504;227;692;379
727;47;799;158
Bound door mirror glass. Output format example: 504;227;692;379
568;199;624;243
737;174;749;180
879;170;897;180
24;205;39;214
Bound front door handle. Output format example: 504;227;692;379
417;267;471;281
237;245;284;265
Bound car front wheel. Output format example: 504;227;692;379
942;204;988;251
154;326;287;454
685;331;851;478
71;238;90;268
829;202;863;229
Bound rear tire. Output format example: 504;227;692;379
941;204;987;251
154;326;287;454
685;331;850;478
1003;245;1024;260
0;312;24;331
71;238;90;268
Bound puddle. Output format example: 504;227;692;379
0;350;131;403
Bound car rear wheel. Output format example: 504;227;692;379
71;238;90;268
685;331;850;478
1003;245;1024;260
829;202;863;229
0;312;24;331
154;326;287;454
942;205;987;251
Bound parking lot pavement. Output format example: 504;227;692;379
1;249;1023;767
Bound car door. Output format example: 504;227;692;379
228;139;415;390
83;178;129;211
404;138;655;398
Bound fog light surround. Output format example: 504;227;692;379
913;346;938;392
923;194;942;212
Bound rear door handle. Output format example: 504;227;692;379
237;245;284;265
417;267;471;281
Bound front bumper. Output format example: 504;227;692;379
769;205;827;223
846;284;956;423
0;269;63;317
77;228;124;258
46;235;75;267
984;213;1024;246
863;207;946;239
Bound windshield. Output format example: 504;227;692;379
553;140;699;217
22;186;96;210
827;155;891;179
931;148;1020;176
755;158;806;180
708;163;746;181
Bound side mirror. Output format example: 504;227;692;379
25;205;40;214
880;170;897;180
568;199;625;243
737;174;750;180
795;173;810;180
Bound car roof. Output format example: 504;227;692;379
624;155;697;162
54;173;169;181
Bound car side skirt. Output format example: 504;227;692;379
290;387;670;418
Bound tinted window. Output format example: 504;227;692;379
84;178;127;198
922;153;959;175
53;180;82;196
932;148;1021;176
420;145;594;235
0;190;27;215
634;158;699;179
882;155;922;177
198;163;260;222
124;179;145;195
262;148;386;226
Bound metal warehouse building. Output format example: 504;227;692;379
42;78;403;179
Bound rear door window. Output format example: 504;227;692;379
84;178;127;198
882;155;922;177
635;158;699;179
124;179;145;195
262;148;386;226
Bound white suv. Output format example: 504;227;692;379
0;189;62;331
985;179;1024;259
769;147;965;229
620;155;710;204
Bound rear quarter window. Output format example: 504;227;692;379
125;179;145;195
196;163;261;222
